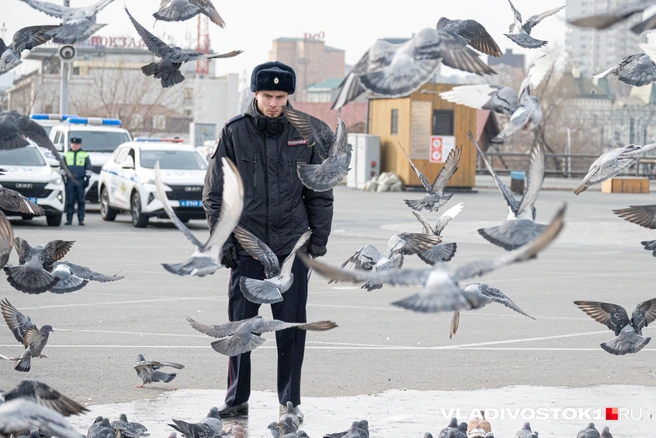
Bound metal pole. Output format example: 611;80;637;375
60;0;70;113
566;128;571;178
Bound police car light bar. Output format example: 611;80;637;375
31;114;79;121
67;117;122;126
135;137;185;143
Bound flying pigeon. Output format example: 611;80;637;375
233;226;312;304
155;158;243;277
568;2;656;34
125;7;241;88
0;298;52;372
19;0;115;44
449;283;535;338
188;315;338;356
0;399;83;438
154;0;225;28
2;380;88;417
49;261;123;294
575;143;656;195
281;106;334;160
412;203;463;264
299;204;565;313
0;212;13;270
594;52;656;87
575;299;656;355
0;25;59;76
436;17;501;57
133;354;184;388
505;0;564;49
398;142;462;212
284;107;352;192
0;188;45;216
577;423;601;438
440;53;556;144
168;407;224;438
613;204;656;256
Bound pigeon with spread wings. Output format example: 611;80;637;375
281;106;333;160
49;261;123;294
594;49;656;88
155;158;243;277
154;0;225;28
505;0;564;49
613;204;656;256
412;202;463;264
0;398;83;438
568;1;656;34
436;17;501;57
2;380;88;417
0;299;52;372
0;25;60;76
133;354;184;388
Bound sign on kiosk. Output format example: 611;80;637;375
429;135;455;163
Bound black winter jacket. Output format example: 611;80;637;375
203;99;334;257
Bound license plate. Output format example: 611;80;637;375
27;197;38;204
179;200;201;207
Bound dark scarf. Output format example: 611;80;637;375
245;98;289;138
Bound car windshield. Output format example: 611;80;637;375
140;150;208;170
0;147;46;166
69;131;130;152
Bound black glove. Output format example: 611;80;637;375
221;243;239;269
308;243;327;258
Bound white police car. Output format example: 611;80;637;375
0;142;65;226
49;117;132;204
98;138;208;228
30;113;79;136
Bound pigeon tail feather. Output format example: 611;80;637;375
240;277;283;304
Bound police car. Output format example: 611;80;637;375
98;138;208;228
49;117;132;204
0;142;65;226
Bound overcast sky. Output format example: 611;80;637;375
4;0;575;80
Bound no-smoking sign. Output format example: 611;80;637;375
429;135;455;163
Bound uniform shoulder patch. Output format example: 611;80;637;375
288;138;308;147
225;114;246;126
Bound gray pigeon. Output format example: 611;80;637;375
574;299;656;355
577;423;601;438
268;422;280;438
49;261;123;294
300;204;565;313
470;132;547;251
0;212;13;269
323;420;369;438
188;315;338;356
2;379;87;416
613;204;656;256
413;203;463;264
450;283;535;338
154;0;225;28
398;142;461;212
601;426;613;438
505;0;564;49
0;398;83;438
19;0;114;44
594;53;656;87
133;354;185;388
439;418;465;438
281;106;333;160
0;299;52;372
0;188;45;216
568;2;656;34
440;53;556;144
289;108;352;192
514;422;533;438
110;414;148;438
155;159;243;277
331;28;495;109
278;410;300;435
168;407;223;438
5;237;75;294
89;418;117;438
436;17;501;57
279;401;304;424
234;226;311;304
575;143;656;195
0;25;59;75
125;7;241;88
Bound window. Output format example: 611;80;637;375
184;109;193;117
432;110;454;135
69;131;131;152
183;88;194;99
391;109;399;135
140;150;208;170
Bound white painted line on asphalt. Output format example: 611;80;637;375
432;330;610;349
18;297;226;310
492;271;653;283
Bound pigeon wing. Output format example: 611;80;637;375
0;212;13;268
203;158;244;251
251;318;337;335
12;380;89;416
433;202;464;235
190;0;225;27
397;142;432;192
53;261;123;282
10;25;59;54
632;11;656;34
613;204;656;229
454;19;502;57
632;298;656;333
14;236;34;265
233;225;280;278
386;232;442;257
568;3;648;30
41;240;75;270
439;85;519;115
574;301;626;330
85;0;114;17
507;0;523;24
1;298;35;344
431;145;462;194
0;188;45;215
281;106;335;159
480;284;535;319
519;53;557;100
186;316;243;338
125;7;174;59
19;0;68;18
279;230;312;279
340;244;383;271
413;211;435;234
523;6;565;34
516;134;545;216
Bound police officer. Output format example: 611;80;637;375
63;137;92;226
203;61;333;420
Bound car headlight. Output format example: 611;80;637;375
49;177;62;185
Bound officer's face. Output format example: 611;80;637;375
255;90;288;118
71;142;81;151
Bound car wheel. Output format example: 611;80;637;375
100;187;118;222
46;213;62;227
131;191;148;228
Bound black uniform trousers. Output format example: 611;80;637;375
65;179;86;222
224;254;309;407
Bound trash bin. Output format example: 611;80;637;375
510;171;526;195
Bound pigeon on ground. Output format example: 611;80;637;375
574;143;656;195
577;423;601;438
110;414;148;438
336;232;442;291
324;420;369;438
168;407;223;438
154;0;225;28
281;106;334;160
4;237;75;294
470;132;547;251
2;380;87;417
568;2;656;34
412;203;463;263
125;7;241;88
19;0;114;44
0;25;59;76
0;212;12;269
300;204;565;313
279;401;305;424
278;404;300;433
331;28;495;109
398;142;461;212
612;204;656;256
440;53;556;144
88;418;116;438
436;17;501;57
515;422;534;438
188;315;338;356
49;261;123;294
268;422;280;438
155;158;243;277
283;107;352;192
0;188;45;216
439;418;466;438
594;52;656;87
0;399;83;438
0;299;52;372
574;299;656;355
601;426;613;438
133;354;184;388
505;0;564;49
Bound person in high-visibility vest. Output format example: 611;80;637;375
63;137;92;226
